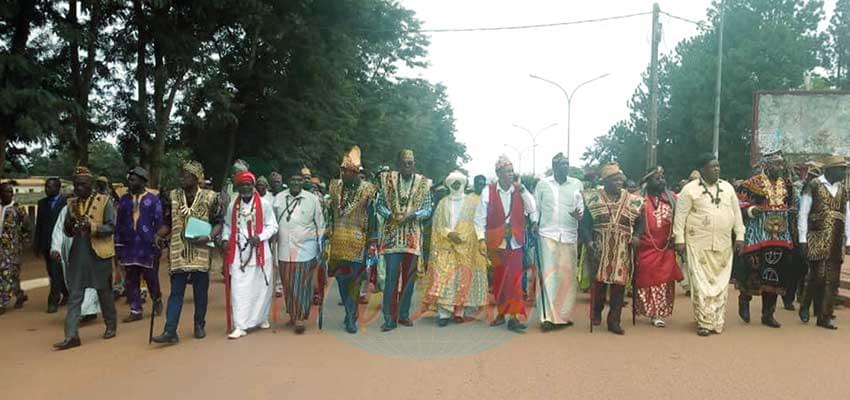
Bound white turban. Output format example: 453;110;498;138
445;170;467;199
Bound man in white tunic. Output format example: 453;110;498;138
534;153;583;331
673;154;745;337
221;171;279;339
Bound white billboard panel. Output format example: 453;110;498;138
754;92;850;164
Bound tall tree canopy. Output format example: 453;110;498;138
584;0;827;181
3;0;466;185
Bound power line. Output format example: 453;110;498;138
659;11;704;27
418;11;652;33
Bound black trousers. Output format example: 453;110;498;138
782;249;807;306
44;254;69;306
801;258;842;322
592;282;625;325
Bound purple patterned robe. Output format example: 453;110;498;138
115;191;163;268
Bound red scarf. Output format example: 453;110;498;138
485;183;526;249
224;192;265;267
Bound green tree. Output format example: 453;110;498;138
48;1;123;166
27;140;125;182
585;0;826;181
0;0;62;178
178;0;464;185
829;0;850;88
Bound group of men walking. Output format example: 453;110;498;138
0;145;847;351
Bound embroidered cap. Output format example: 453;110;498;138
599;162;623;181
822;155;848;169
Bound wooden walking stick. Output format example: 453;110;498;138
149;247;164;344
632;249;637;326
534;233;547;322
149;297;157;344
316;222;325;330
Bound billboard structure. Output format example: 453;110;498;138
752;91;850;166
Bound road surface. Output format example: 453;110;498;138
2;255;850;400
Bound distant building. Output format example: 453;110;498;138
10;178;46;195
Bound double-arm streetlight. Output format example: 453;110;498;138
529;73;610;159
512;122;558;175
503;143;531;174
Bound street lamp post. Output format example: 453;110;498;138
529;73;610;160
503;144;528;174
512;122;558;175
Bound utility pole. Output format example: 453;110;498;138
647;3;661;169
712;1;725;158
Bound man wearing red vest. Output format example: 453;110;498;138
474;155;537;333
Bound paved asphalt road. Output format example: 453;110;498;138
2;255;850;400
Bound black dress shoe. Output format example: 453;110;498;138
607;323;625;335
738;301;751;323
53;337;81;351
46;304;58;314
437;318;451;327
103;328;117;339
123;313;143;323
541;321;556;332
398;319;413;327
783;303;796;311
696;328;711;337
151;331;179;344
507;318;527;333
761;316;781;328
817;319;838;330
194;325;206;339
344;322;358;334
80;314;97;324
380;323;397;332
14;294;27;309
799;308;810;323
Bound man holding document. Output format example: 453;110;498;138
153;161;222;344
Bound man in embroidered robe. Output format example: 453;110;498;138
116;167;166;323
51;204;101;320
0;182;31;315
733;151;796;328
327;146;377;334
798;155;850;329
673;154;745;337
634;166;682;327
474;155;537;333
53;167;119;350
152;161;222;344
580;163;642;335
275;170;325;334
423;171;488;326
35;177;67;313
533;153;584;331
376;149;433;331
221;171;278;339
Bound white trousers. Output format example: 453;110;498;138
230;262;272;331
537;238;579;324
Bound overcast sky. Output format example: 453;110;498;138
399;0;837;178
